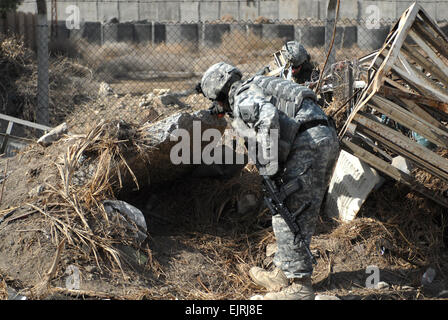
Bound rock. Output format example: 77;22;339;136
315;295;341;300
152;88;170;96
98;82;114;97
250;294;264;300
422;267;436;286
37;122;68;147
237;193;259;215
376;281;390;290
159;94;185;107
103;200;147;244
142;110;227;186
139;93;154;108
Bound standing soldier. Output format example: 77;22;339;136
200;62;339;300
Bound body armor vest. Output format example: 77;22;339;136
234;75;327;123
230;76;330;163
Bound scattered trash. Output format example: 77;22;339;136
65;265;81;290
37;122;67;147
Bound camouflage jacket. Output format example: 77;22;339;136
229;75;329;172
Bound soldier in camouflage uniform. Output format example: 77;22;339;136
200;62;339;300
257;41;319;85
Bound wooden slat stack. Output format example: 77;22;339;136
340;3;448;208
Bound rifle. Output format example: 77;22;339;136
261;174;317;265
231;118;317;265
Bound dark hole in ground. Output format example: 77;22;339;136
119;171;264;237
113;169;272;299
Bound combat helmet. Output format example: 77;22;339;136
282;41;309;67
201;62;242;101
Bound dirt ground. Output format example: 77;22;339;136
0;35;447;301
0;90;447;301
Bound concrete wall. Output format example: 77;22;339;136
17;1;448;23
49;19;395;51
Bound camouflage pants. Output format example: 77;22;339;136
272;123;339;279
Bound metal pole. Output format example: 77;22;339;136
36;0;49;126
325;0;338;74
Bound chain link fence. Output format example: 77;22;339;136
1;13;448;138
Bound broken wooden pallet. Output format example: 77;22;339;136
340;3;448;208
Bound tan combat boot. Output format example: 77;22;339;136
249;267;289;291
263;277;315;300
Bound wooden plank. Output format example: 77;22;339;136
401;44;448;88
353;112;448;176
415;8;448;46
399;98;448;131
392;53;448;103
369;95;448;148
348;129;393;162
412;20;448;60
407;30;448;86
342;138;448;208
0;122;14;155
343;4;420;138
357;123;448;182
0;113;52;132
372;3;420;86
379;85;448;113
383;77;414;94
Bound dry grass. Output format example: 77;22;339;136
21;120;157;295
0;278;7;300
0;36;97;129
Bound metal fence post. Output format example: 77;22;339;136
325;0;338;74
36;0;49;126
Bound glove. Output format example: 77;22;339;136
194;82;203;95
208;101;224;115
